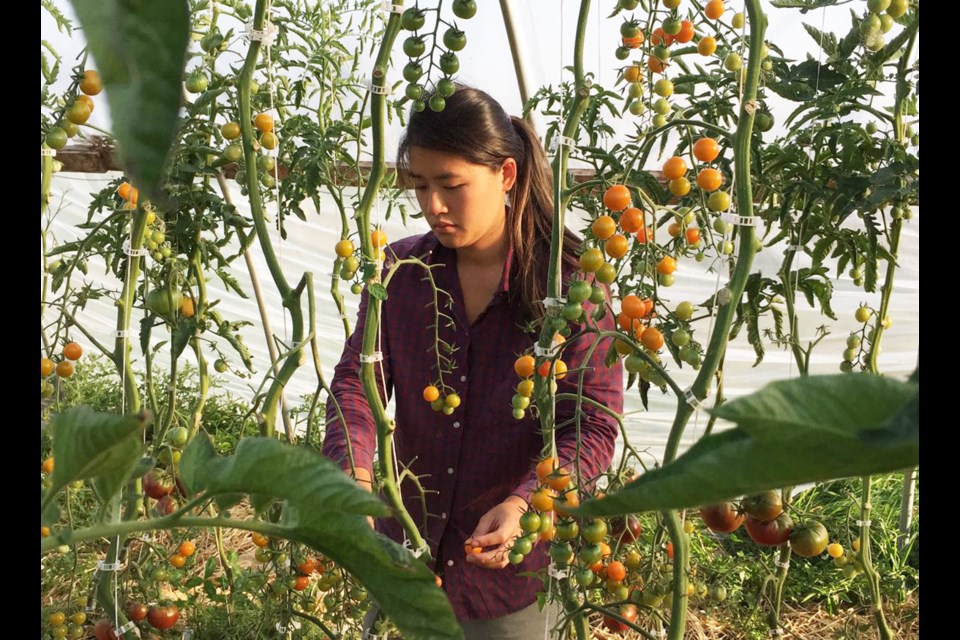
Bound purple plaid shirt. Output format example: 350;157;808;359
322;232;622;622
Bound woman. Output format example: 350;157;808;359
322;86;623;638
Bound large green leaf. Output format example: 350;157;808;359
46;407;147;510
576;374;918;517
68;0;189;197
180;436;462;640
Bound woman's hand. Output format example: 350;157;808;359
464;495;528;569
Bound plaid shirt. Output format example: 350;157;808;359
322;232;623;622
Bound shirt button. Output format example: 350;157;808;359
447;468;455;475
460;375;467;382
447;560;454;567
441;512;447;519
452;421;460;429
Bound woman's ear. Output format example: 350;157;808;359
500;157;518;193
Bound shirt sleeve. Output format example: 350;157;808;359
511;292;623;501
321;285;392;476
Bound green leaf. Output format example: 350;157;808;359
368;283;389;301
575;374;918;516
803;23;837;57
180;436;461;639
67;0;190;199
47;407;147;503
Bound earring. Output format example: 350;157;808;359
504;192;512;207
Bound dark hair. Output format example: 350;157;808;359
397;86;581;322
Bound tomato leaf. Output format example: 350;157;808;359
46;407;147;504
66;0;190;200
179;435;461;639
368;283;389;301
574;374;918;516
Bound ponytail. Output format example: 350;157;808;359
507;117;581;322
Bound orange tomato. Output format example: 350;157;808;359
536;457;558;481
662;156;687;181
606;560;627;581
554;489;579;517
650;28;675;47
603;185;632;211
675;20;695;43
617;312;644;338
697;167;724;191
622;65;641;83
622;33;644;49
169;554;187;568
641;327;665;351
178;541;196;557
254;113;275;133
63;342;83;360
179;297;195;318
668;222;682;237
515;355;536;378
618;207;643;233
657;255;677;274
648;56;668;74
422;385;440;402
41;358;55;377
698;36;718;56
693;137;721;163
531;489;555;512
546;469;571;491
621;294;647;319
705;0;724;20
56;360;74;378
685;228;701;246
592;215;617;240
371;228;388;249
604;234;630;259
636;226;653;244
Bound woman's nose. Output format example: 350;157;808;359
423;188;448;217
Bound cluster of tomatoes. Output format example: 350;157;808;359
399;0;476;113
44;610;89;640
508;346;566;421
334;228;389;295
858;0;909;52
422;384;462;416
44;70;102;151
699;490;829;558
615;0;741;124
840;305;892;373
41;342;84;398
224;112;280;193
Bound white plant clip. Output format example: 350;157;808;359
774;559;790;569
380;0;403;14
547;563;569;580
117;621;140;636
534;345;554;357
542;296;567;309
116;330;130;339
42;148;57;157
720;211;759;227
744;99;759;116
856;520;872;527
785;244;804;252
683;387;703;410
244;20;279;45
122;240;149;257
367;79;391;96
549;135;575;153
360;352;383;364
97;560;122;572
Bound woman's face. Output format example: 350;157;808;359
407;146;517;256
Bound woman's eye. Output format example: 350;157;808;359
444;184;464;190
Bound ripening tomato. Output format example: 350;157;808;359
693;137;721;163
745;513;793;547
662;156;687;180
603;185;632;211
699;502;744;533
604;234;629;259
618;207;643;233
592;215;617;240
705;0;725;20
698;36;718;56
697;168;723;191
675;21;695;43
